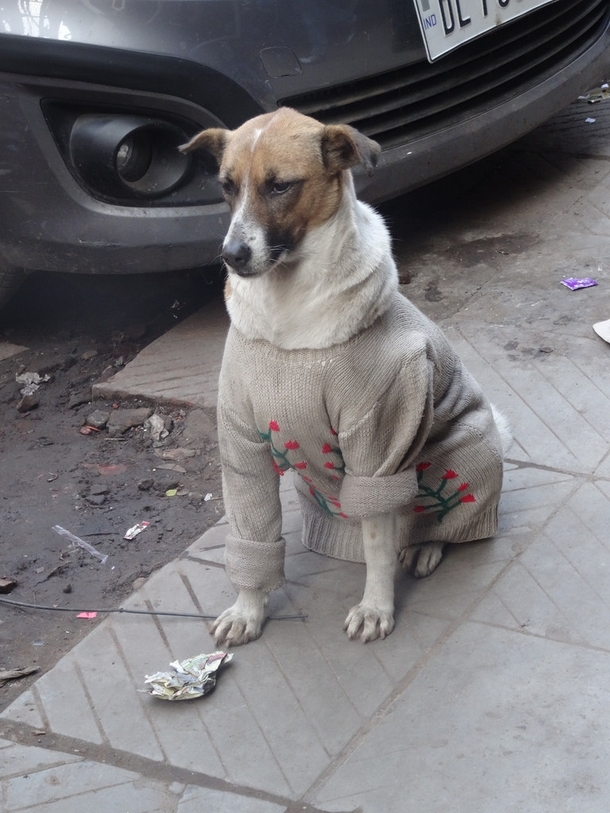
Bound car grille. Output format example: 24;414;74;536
280;0;609;149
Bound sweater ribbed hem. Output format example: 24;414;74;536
297;488;499;564
225;535;286;591
340;469;418;517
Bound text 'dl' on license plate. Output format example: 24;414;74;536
413;0;559;62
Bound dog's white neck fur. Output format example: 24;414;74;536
225;176;398;350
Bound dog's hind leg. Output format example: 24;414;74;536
399;541;445;578
344;513;397;642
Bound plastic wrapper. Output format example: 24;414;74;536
560;277;598;290
124;521;150;540
143;651;233;700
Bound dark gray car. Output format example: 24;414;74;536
1;0;609;306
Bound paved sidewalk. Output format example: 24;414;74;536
1;99;610;812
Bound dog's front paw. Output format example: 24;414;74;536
399;541;445;578
344;603;395;643
211;589;268;647
211;608;262;647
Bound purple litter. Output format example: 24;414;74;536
560;277;598;290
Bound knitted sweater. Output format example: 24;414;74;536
218;291;504;592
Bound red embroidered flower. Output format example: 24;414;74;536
284;440;299;450
302;475;313;483
458;482;469;492
321;443;333;454
293;461;308;470
413;505;427;513
416;462;431;472
460;494;476;503
339;512;348;519
269;420;280;432
444;469;457;479
324;461;335;469
272;461;285;476
330;427;338;436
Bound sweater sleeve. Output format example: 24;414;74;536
337;348;436;518
218;401;285;592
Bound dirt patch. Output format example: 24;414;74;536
0;270;224;712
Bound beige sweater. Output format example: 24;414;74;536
218;291;504;592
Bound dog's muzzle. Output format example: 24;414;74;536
222;239;254;275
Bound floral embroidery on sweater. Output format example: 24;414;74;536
258;420;347;518
412;462;476;522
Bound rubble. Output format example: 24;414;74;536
106;407;153;437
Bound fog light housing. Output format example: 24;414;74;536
69;114;191;200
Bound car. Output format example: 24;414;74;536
0;0;609;308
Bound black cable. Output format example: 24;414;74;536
0;596;307;621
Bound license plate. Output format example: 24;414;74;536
413;0;559;62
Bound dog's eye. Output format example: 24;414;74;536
220;179;236;197
270;181;292;196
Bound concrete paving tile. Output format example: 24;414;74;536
596;453;610;479
140;565;295;795
178;786;286;813
0;341;27;362
260;616;367;755
559;479;610;545
309;623;610;813
92;299;228;409
402;540;513;621
284;549;348;582
470;556;589;645
0;738;81;777
449;328;610;472
184;521;230;556
106;611;226;777
596;477;610;499
499;476;580;530
471;481;610;647
226;641;331;795
279;484;301;513
69;624;166;759
7;654;106;745
0;692;46;731
281;508;303;536
0;740;181;813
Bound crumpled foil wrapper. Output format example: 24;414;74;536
143;651;233;700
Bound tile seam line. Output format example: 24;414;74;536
503;457;597;480
107;622;169;763
467;616;610;655
145;567;229;775
0;721;345;813
178;571;293;790
301;550;524;801
539;511;610;615
73;660;109;746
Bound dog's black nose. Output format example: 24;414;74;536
222;239;252;271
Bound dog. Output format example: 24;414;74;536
181;107;511;646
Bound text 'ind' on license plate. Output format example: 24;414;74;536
413;0;559;62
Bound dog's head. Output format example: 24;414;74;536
180;108;380;278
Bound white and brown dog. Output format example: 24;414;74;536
181;108;510;646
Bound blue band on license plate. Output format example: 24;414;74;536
413;0;559;61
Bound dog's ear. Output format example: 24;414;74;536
320;124;381;177
179;128;229;164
